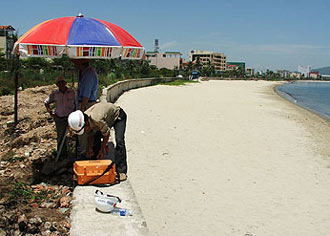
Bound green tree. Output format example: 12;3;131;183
140;60;151;77
21;57;51;71
201;60;215;77
194;56;202;71
52;55;73;71
184;61;193;77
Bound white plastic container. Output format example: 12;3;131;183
94;190;121;213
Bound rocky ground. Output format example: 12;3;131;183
0;85;76;235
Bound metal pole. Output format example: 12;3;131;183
71;71;73;88
55;128;68;162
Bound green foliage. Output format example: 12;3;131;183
220;67;246;78
0;56;10;71
99;72;118;84
21;57;50;71
0;57;179;96
0;71;13;95
19;70;62;88
9;182;33;202
200;61;215;77
159;68;175;77
0;87;11;95
52;55;73;70
9;181;49;204
160;79;198;86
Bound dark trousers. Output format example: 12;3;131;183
113;108;127;174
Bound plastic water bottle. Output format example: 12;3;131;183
111;207;133;216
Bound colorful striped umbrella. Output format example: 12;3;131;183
14;14;144;60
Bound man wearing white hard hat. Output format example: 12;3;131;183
68;102;128;181
45;76;75;158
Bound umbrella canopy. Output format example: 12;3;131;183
14;14;144;60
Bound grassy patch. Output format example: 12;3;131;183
9;181;51;204
160;79;199;86
9;182;34;203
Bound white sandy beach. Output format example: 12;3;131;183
116;80;330;236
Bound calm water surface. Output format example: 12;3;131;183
276;81;330;120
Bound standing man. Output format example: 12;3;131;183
68;103;128;181
71;59;99;157
45;76;76;158
71;59;98;112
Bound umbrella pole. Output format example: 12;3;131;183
72;70;74;88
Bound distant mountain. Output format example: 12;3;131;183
312;66;330;75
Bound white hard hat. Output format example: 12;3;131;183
68;110;85;135
94;190;121;213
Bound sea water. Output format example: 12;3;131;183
276;81;330;120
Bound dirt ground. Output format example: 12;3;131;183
0;85;76;235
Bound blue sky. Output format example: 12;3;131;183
1;0;330;71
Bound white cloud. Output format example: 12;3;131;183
160;41;180;50
193;39;330;56
240;43;330;55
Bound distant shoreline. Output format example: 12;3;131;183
201;77;330;82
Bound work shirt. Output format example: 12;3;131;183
44;88;76;117
85;103;120;136
76;66;98;105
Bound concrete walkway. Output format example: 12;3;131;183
70;79;155;236
70;180;149;236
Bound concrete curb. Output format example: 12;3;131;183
70;180;149;236
70;77;176;235
100;77;176;103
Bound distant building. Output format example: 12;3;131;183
256;71;264;76
298;65;311;78
189;50;227;72
181;60;188;70
321;74;330;79
246;67;255;76
0;25;16;59
277;70;290;79
227;62;246;72
226;64;239;71
154;39;160;53
290;72;302;79
309;71;320;79
145;51;182;70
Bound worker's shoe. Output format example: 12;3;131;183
119;173;127;182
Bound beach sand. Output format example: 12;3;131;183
117;80;330;236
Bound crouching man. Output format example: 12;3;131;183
68;103;128;181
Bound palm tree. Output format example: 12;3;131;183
184;61;193;77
